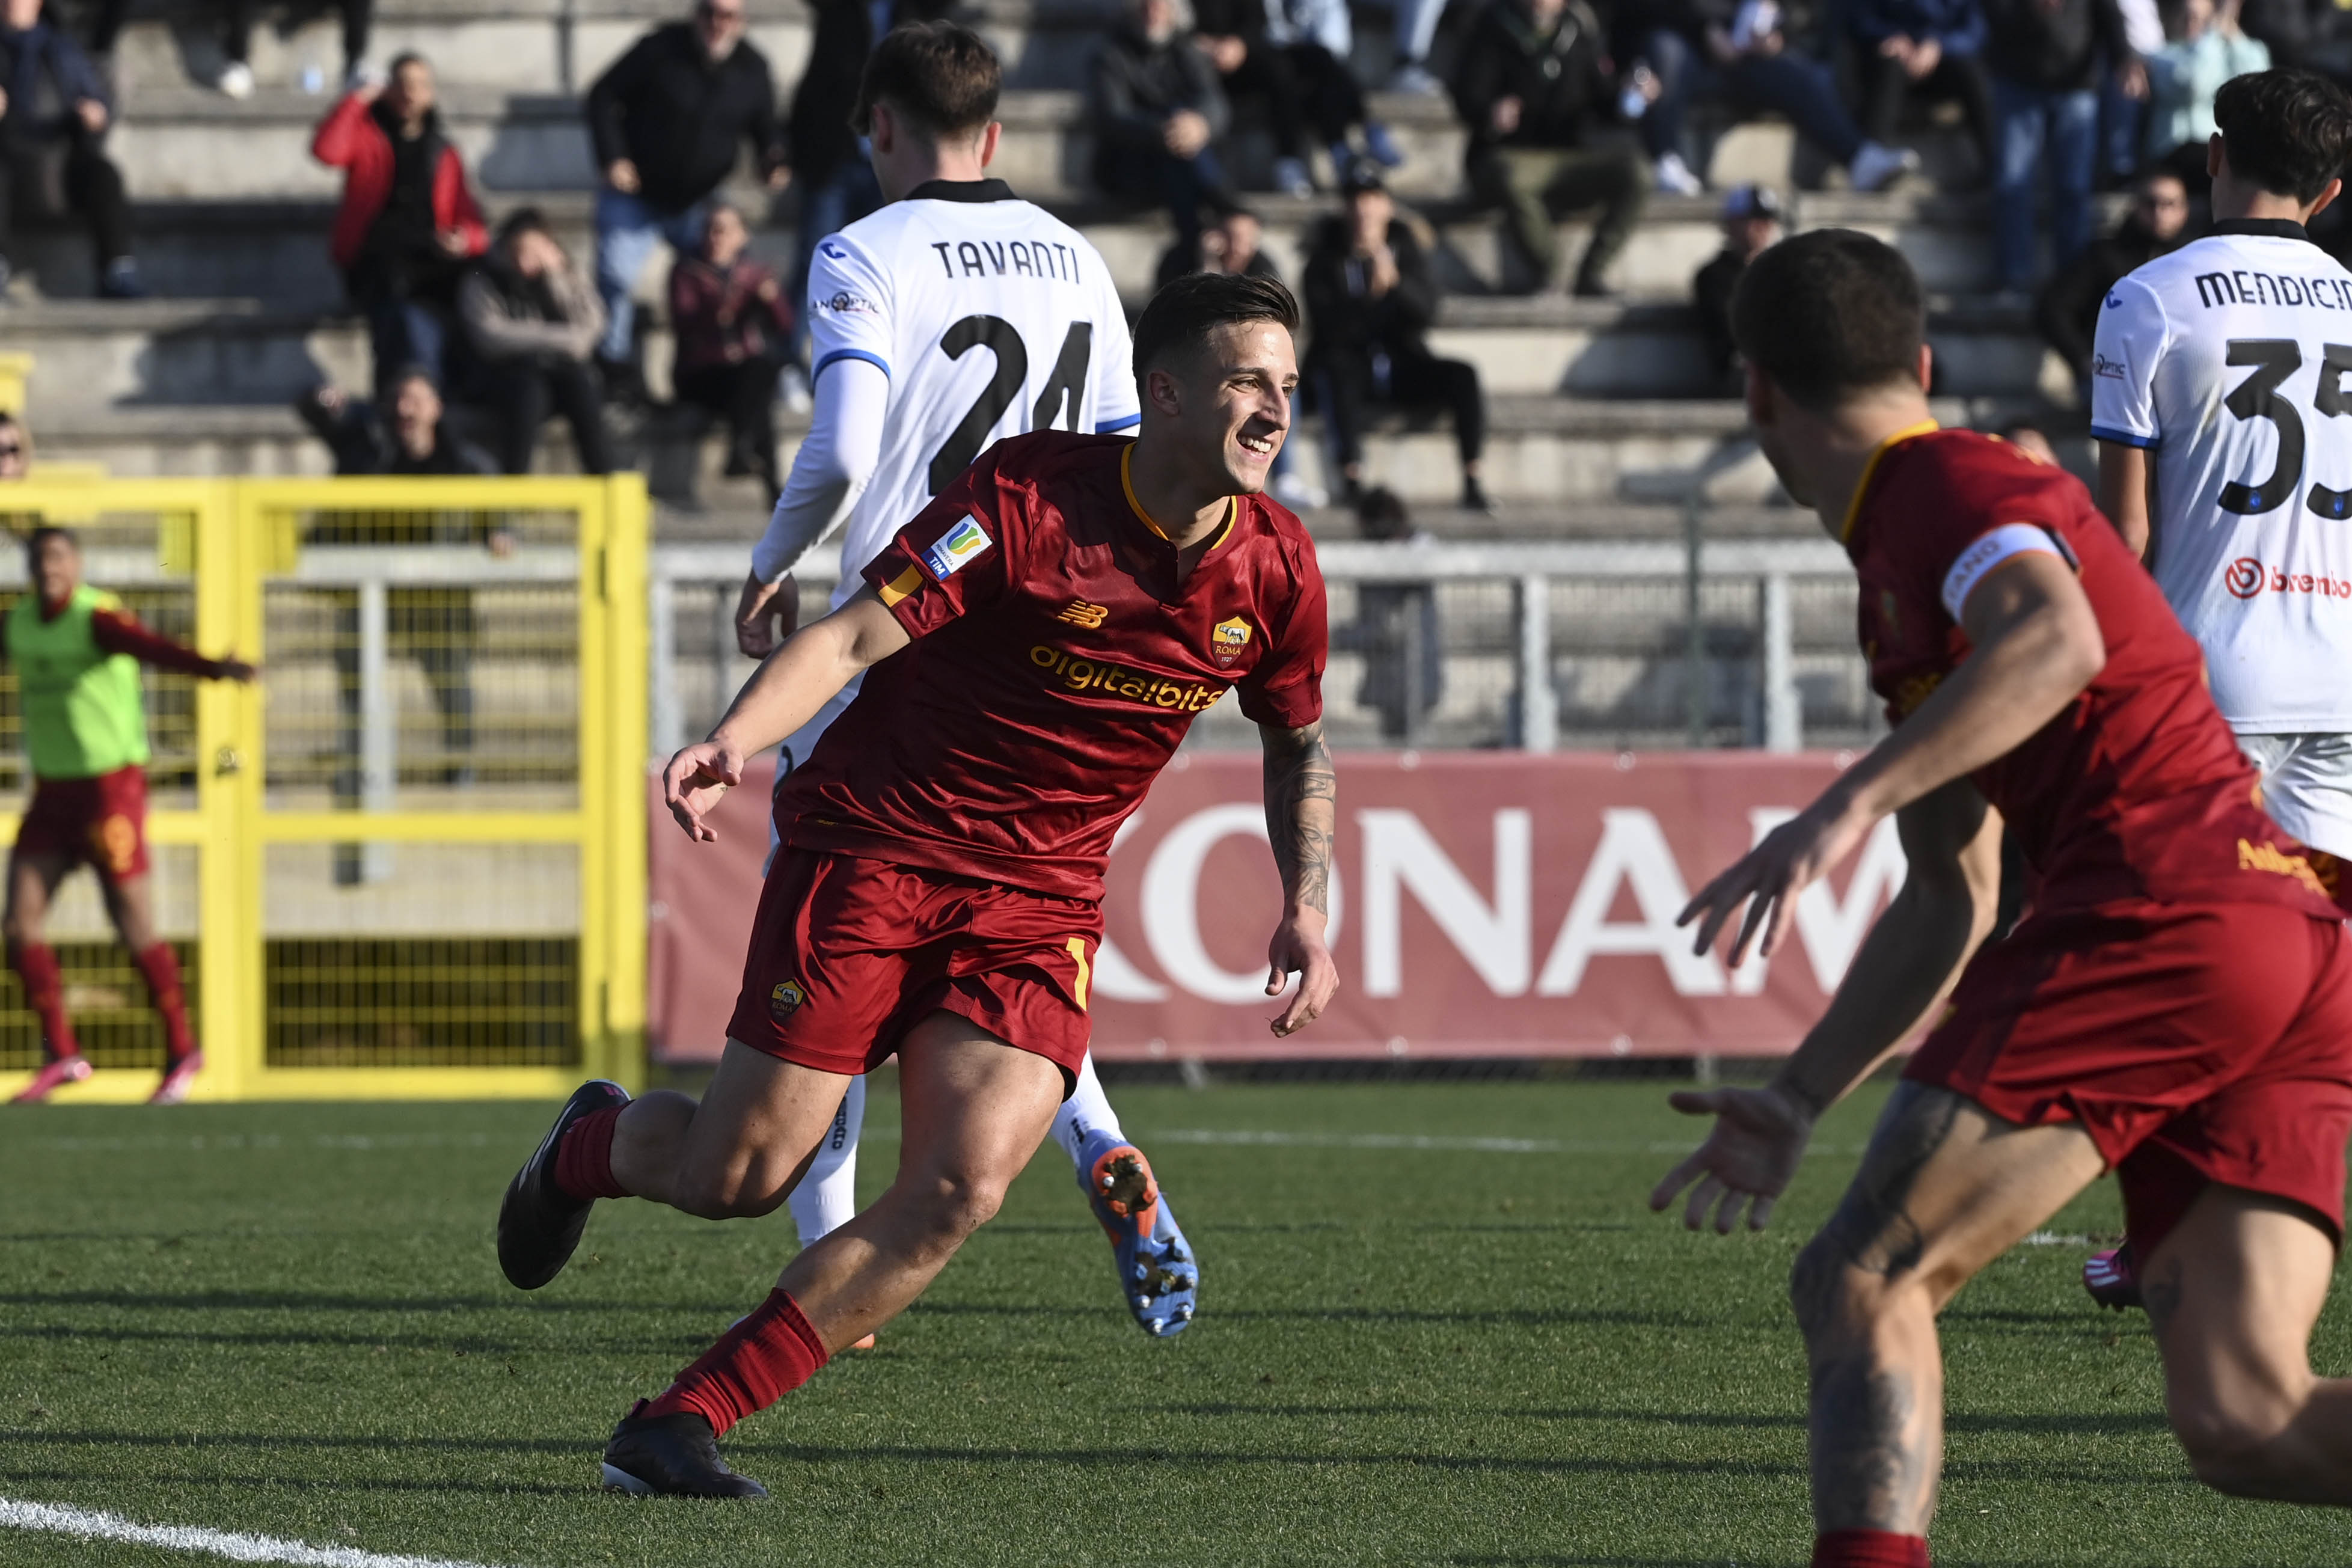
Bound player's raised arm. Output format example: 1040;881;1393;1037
1651;779;2003;1233
1258;718;1338;1036
663;586;911;840
1681;548;2102;967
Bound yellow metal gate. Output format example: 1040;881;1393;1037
0;476;646;1102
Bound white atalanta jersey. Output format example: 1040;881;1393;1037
804;179;1141;607
2092;222;2352;732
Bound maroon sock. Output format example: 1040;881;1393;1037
9;941;78;1061
553;1105;629;1201
642;1289;830;1437
132;942;195;1064
1813;1530;1930;1567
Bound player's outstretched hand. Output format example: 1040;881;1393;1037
664;740;744;842
1649;1084;1813;1234
1677;792;1873;967
216;654;260;684
734;571;799;659
1264;911;1338;1037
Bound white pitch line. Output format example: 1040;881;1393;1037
0;1496;516;1568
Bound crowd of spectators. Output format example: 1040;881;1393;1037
0;0;2319;495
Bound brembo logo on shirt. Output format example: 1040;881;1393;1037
2223;556;2352;601
1029;645;1225;711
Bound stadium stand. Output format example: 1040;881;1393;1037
0;0;2157;753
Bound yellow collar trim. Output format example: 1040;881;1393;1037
1121;445;1235;552
1840;418;1942;544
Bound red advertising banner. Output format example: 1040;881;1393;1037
646;752;1900;1065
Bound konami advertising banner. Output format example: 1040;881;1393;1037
645;752;1904;1064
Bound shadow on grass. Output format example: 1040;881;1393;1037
0;1290;739;1315
0;1322;712;1356
0;1466;582;1498
1157;1404;2170;1438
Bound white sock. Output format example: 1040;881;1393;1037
787;1074;865;1247
1050;1052;1126;1169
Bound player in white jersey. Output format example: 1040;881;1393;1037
2093;69;2352;863
726;21;1199;1338
2084;67;2352;1315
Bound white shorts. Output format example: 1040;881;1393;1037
2241;732;2352;861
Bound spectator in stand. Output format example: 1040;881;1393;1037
669;201;792;502
2035;165;2188;394
312;54;488;400
1352;485;1444;740
2235;0;2352;75
1841;0;1997;185
0;411;27;478
2102;0;2167;185
1691;182;1782;390
1192;0;1401;196
1090;0;1237;248
586;0;788;398
785;0;883;369
83;0;374;97
1390;0;1453;94
0;0;141;299
1982;0;2148;293
295;368;497;476
453;209;614;476
1156;204;1283;289
1626;0;1920;195
2145;0;2271;179
1451;0;1647;296
1306;162;1490;509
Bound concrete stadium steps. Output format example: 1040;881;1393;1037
28;394;2000;509
0;288;2059;411
97;85;1471;202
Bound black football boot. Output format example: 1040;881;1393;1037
497;1079;631;1290
601;1403;770;1498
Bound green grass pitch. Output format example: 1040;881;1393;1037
4;1080;2350;1566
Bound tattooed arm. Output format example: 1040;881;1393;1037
1258;719;1340;1037
1649;778;2003;1233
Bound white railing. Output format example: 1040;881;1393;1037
647;536;1854;757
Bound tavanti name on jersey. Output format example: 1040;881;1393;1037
2190;268;2352;311
928;238;1086;283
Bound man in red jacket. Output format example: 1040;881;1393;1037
311;52;488;398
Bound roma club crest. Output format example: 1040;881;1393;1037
1210;616;1252;669
769;979;807;1020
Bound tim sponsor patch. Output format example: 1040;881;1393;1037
923;516;993;580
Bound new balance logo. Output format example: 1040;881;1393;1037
1057;599;1110;629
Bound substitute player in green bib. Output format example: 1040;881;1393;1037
6;527;254;1105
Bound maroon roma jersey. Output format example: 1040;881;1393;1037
775;430;1328;901
1849;423;2337;916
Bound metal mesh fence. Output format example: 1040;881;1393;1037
261;841;583;1068
259;507;583;812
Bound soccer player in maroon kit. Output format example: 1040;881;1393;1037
496;272;1337;1496
1653;230;2352;1567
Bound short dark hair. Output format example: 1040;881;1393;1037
25;525;75;560
495;206;556;250
2214;69;2352;202
1730;228;1923;412
387;51;428;78
853;22;1000;138
1132;271;1300;378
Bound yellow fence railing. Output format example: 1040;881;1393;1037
0;476;649;1102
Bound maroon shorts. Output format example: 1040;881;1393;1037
724;848;1100;1091
14;765;150;883
1905;899;2352;1255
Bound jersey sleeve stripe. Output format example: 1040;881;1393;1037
877;564;922;606
1940;522;2068;620
2089;422;2157;449
813;349;891;381
1097;412;1141;432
